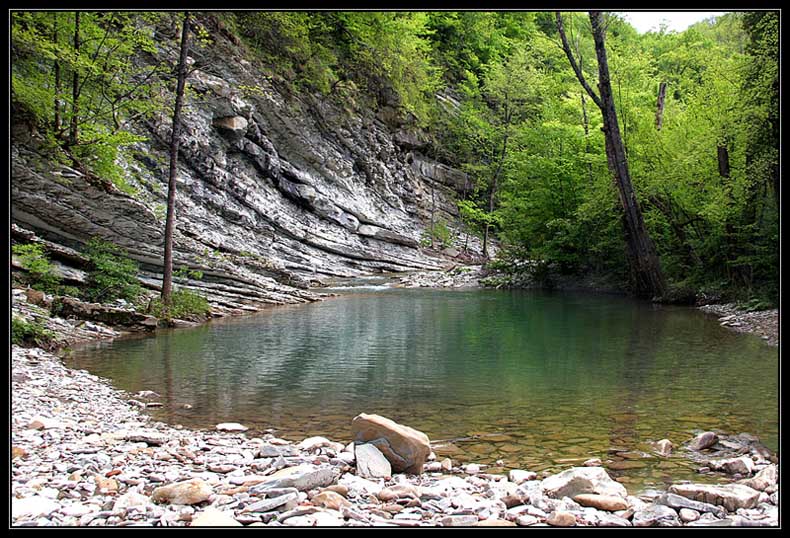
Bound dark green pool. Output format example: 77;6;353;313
65;288;778;492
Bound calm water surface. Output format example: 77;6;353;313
65;288;778;492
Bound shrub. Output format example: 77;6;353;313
12;243;61;293
421;219;455;249
12;316;54;348
149;288;211;321
83;237;142;303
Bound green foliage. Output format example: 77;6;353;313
175;267;204;280
11;12;170;190
421;219;455;249
149;288;211;321
12;316;55;348
12;243;61;293
83;237;142;303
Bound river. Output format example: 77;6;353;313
65;287;778;492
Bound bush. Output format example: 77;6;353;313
12;316;54;348
12;243;61;293
421;219;455;249
149;288;211;321
83;237;142;303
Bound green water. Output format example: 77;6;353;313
65;288;778;492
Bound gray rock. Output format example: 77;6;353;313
688;432;719;451
678;508;700;523
655;492;727;518
632;504;679;527
250;465;335;492
739;464;777;491
508;469;537;485
709;456;755;476
355;443;392;479
440;515;479;527
668;483;761;512
242;492;298;513
541;467;627;499
12;496;61;519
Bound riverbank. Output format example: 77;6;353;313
699;303;779;346
11;279;779;527
11;345;779;527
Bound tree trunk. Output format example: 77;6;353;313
483;128;509;260
429;183;436;249
589;12;666;298
558;11;666;298
717;144;731;178
580;90;594;184
655;82;667;131
161;13;191;307
53;13;62;134
69;11;80;147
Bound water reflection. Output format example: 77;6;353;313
65;289;778;491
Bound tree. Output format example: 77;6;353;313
556;11;667;298
161;12;191;308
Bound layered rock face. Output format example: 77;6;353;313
11;17;479;309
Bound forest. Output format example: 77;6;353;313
11;11;779;305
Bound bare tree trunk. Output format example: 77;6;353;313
429;183;436;249
161;13;191;307
69;11;80;147
655;82;667;130
581;90;594;184
557;11;667;298
53;13;62;134
717;144;731;178
483;129;509;260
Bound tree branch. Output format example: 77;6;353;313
555;12;603;110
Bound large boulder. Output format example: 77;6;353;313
351;413;431;474
668;483;761;512
541;467;627;499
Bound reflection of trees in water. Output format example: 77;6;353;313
608;304;667;448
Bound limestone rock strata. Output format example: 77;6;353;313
11;18;483;310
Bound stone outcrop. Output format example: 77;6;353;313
351;414;431;474
51;296;159;331
11;15;485;312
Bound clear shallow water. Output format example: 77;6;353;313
65;288;778;493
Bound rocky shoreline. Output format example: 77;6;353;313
11;342;779;527
11;276;779;527
699;303;779;346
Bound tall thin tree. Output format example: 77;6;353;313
69;11;80;147
556;11;667;298
52;12;62;134
161;12;191;307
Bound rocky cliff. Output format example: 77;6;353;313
11;16;482;311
